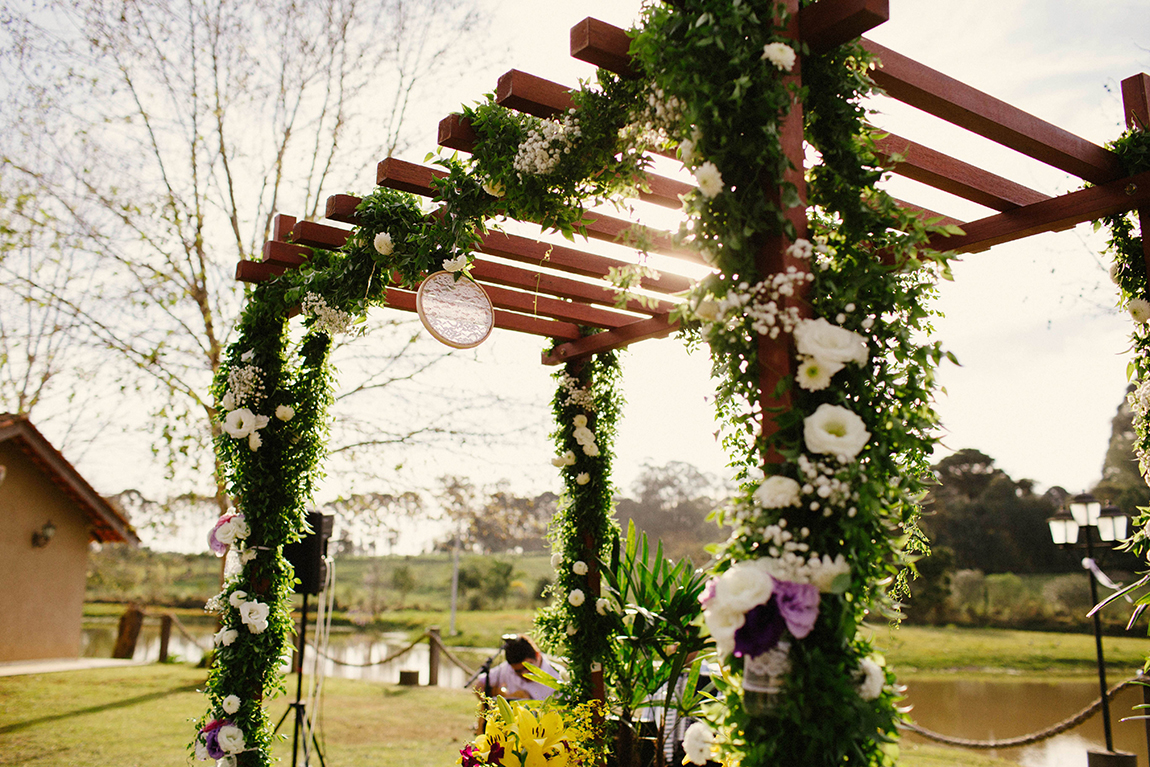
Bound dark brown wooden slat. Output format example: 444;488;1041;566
326;194;360;224
570;17;638;78
291;220;347;250
470;259;673;315
376;157;701;261
862;39;1123;185
933;168;1150;254
438;113;478;152
390;286;582;340
800;0;888;54
542;314;679;365
237;259;287;283
264;239;310;267
272;214;296;242
496;69;574;118
874;133;1050;211
481;283;634;329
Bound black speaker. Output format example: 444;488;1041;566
283;512;334;595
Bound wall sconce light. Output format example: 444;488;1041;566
32;521;56;548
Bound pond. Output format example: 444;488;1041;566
903;678;1150;767
81;624;1150;766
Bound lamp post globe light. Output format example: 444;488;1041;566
1047;493;1135;767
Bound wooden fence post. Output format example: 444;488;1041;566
428;626;441;687
112;604;144;660
158;614;173;663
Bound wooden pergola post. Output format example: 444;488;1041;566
1122;73;1150;277
757;0;810;463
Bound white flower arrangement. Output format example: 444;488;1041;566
222;695;241;715
753;476;802;509
572;560;588;576
214;627;238;647
683;721;717;765
222;409;268;441
513;111;582;176
443;254;468;272
793;317;869;366
761;42;796;72
223;364;263;410
795;356;842;392
301;292;355;336
576;472;590;485
568;589;586;607
550;552;563;569
239;600;270;634
216;724;246;754
481;179;505;197
275;404;295;421
1130;297;1150;324
228;590;248;609
595;597;612;615
551;450;577;467
855;656;885;701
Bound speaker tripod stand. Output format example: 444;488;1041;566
274;592;326;767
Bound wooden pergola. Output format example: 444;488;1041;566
236;0;1150;410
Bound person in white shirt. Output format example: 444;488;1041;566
474;634;557;701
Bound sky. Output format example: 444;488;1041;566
61;0;1150;549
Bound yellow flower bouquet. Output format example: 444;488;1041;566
458;697;606;767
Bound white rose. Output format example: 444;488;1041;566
222;695;241;715
218;628;238;647
754;476;802;509
568;589;586;607
694;161;724;199
804;403;871;461
240;600;270;633
373;232;394;256
275;404;295;421
761;41;796;72
215;724;246;754
572;426;595;446
794;317;868;366
682;721;716;765
856;657;885;701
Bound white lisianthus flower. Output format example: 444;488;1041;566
550;552;563;569
795;356;844;392
216;724;246;755
275;404;295;421
573;425;596;446
568;589;586;607
240;600;270;634
217;757;237;767
228;590;248;609
220;392;236;411
1130;298;1150;324
222;409;269;439
678;137;696;166
683;721;717;765
694;161;724;199
761;41;796;72
794;317;868;366
573;414;588;428
214;627;239;647
240;548;257;564
572;560;589;576
754;476;802;509
804;403;871;461
856;657;885;700
247;431;262;452
443;254;468;272
695;299;720;322
481;179;505;197
711;558;774;616
373;232;394;256
596;598;612;615
551;450;577;468
195;739;210;761
1110;262;1122;284
576;472;590;485
222;695;241;715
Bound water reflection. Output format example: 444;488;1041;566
902;678;1149;767
81;625;475;689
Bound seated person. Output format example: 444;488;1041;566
474;634;557;700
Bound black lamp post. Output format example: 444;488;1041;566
1048;493;1135;767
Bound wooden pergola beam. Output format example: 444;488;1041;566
375;157;700;261
862;39;1123;184
933;168;1150;254
875;132;1051;211
569;0;888;77
1121;73;1150;280
496;69;574;118
542;313;680;365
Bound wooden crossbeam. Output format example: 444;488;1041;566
496;69;574;118
875;132;1050;211
375;157;700;261
862;39;1123;184
933;168;1150;254
542;313;680;365
570;2;888;77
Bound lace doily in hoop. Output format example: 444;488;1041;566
416;271;495;349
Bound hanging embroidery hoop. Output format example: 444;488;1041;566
416;270;495;349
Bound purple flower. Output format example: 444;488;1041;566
699;578;718;607
732;580;820;657
200;719;226;760
460;744;479;767
775;581;819;639
489;742;505;762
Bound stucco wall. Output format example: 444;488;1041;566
0;442;91;661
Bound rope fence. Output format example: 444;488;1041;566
304;629;478;677
900;678;1144;749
